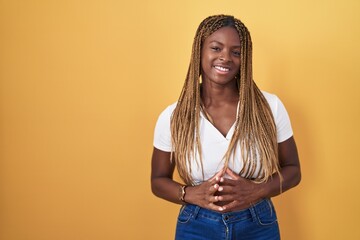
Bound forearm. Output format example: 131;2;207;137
259;165;301;199
259;136;302;198
151;174;224;212
151;177;184;205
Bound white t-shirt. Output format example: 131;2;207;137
153;91;293;185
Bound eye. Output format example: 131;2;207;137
232;51;240;56
211;46;221;52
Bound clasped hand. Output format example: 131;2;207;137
188;168;263;212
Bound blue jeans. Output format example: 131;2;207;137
175;199;280;240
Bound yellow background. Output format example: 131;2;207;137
1;0;359;239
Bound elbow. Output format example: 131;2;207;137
151;178;161;198
151;179;157;196
293;167;302;187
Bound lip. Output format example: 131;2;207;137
213;65;231;74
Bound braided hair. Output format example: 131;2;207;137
171;15;281;187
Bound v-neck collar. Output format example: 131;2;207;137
199;101;239;140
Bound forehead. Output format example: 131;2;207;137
204;26;240;46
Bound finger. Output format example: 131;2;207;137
207;195;221;203
207;202;226;212
220;200;241;212
208;183;230;195
208;183;220;194
214;194;234;202
220;178;237;186
225;168;240;180
209;169;225;182
215;185;233;193
222;199;254;212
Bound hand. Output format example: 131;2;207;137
216;168;265;212
185;170;226;212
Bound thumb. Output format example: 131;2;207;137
209;169;226;183
225;168;240;180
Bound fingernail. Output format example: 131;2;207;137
218;186;223;191
219;207;224;211
214;184;218;189
216;177;219;181
220;177;224;182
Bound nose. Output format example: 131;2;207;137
219;50;232;62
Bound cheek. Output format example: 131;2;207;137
201;55;211;71
235;60;241;70
203;55;214;70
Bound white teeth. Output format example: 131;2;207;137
214;66;230;72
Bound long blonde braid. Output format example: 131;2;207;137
171;15;281;186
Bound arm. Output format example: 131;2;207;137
151;147;225;210
218;136;301;211
150;147;183;204
265;136;301;196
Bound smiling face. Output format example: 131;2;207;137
201;26;241;87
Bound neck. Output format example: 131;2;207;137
201;81;239;106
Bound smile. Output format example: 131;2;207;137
214;65;230;72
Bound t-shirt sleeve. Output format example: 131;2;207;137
274;96;293;143
153;106;173;152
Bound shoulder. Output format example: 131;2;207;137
153;102;178;152
260;90;290;121
158;102;177;119
155;102;178;125
261;90;293;142
261;90;279;103
260;90;281;111
166;102;178;112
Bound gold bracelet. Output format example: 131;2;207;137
179;185;187;202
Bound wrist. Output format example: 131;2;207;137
183;185;195;204
179;185;187;203
256;181;270;199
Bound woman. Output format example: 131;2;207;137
151;15;301;240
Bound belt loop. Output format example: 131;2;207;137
192;205;201;220
249;205;257;223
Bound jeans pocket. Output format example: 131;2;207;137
177;205;192;224
256;199;278;226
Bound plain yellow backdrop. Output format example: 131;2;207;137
1;0;359;239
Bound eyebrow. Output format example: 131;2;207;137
209;40;241;48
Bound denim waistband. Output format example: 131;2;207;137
181;198;273;224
